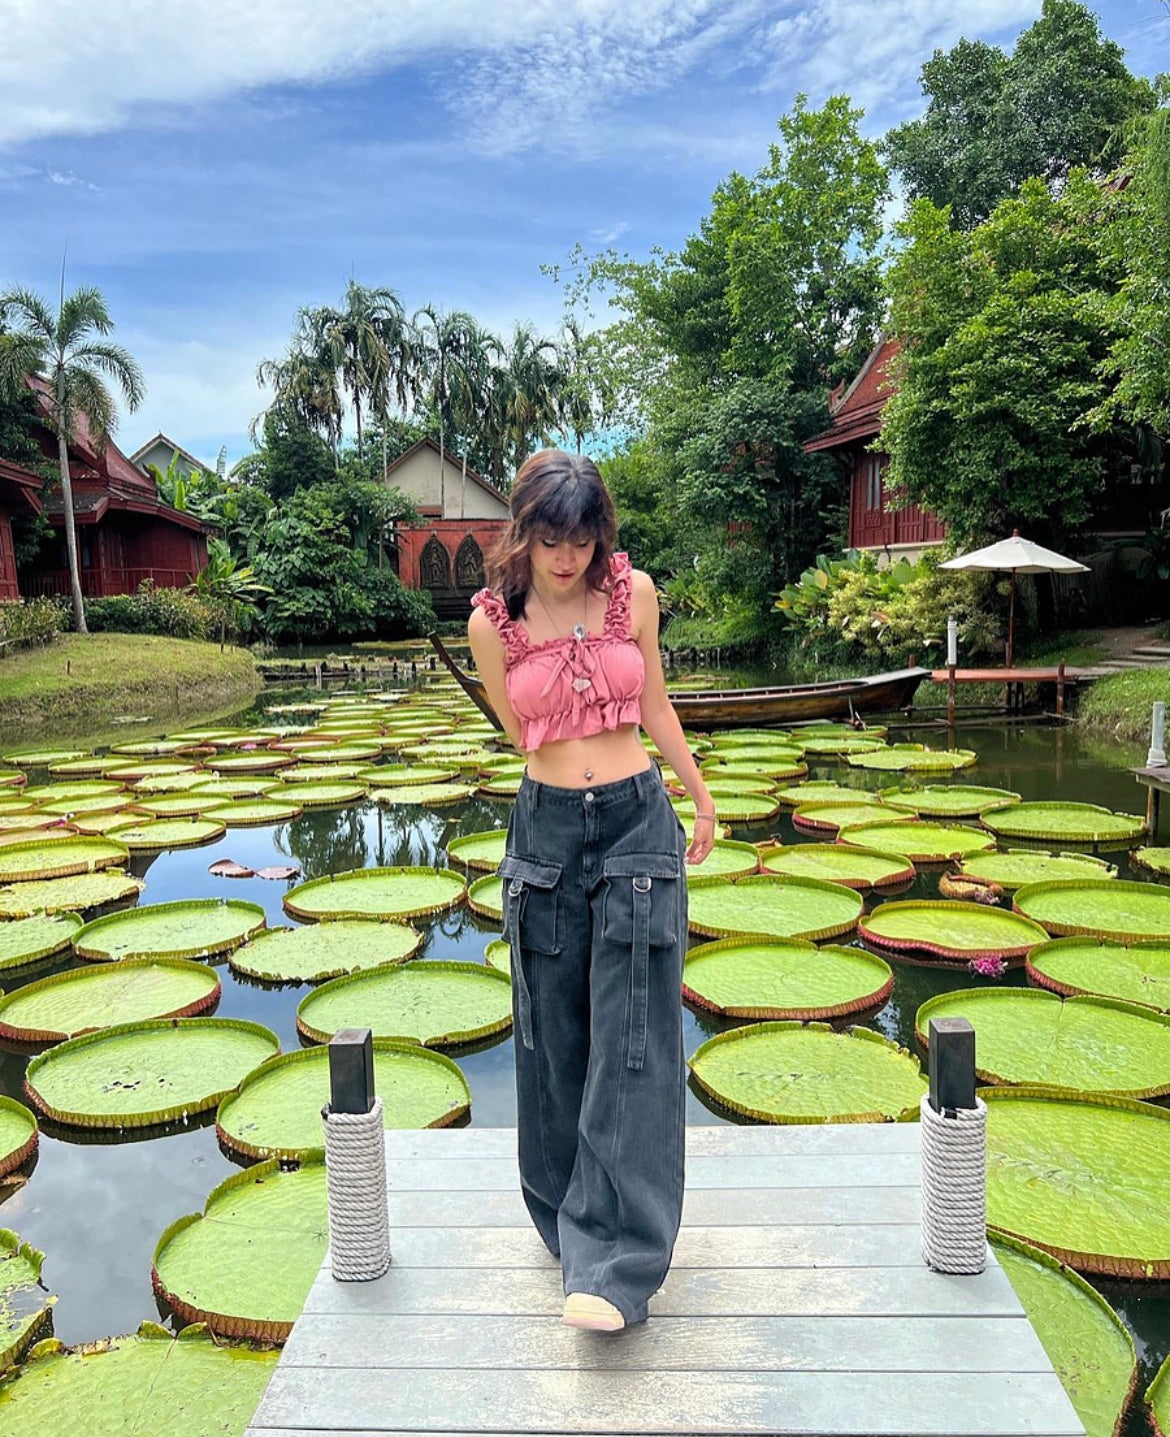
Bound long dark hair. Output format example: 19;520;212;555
486;449;618;620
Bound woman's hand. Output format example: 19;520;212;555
686;812;717;865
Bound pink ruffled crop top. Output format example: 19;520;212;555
471;551;645;751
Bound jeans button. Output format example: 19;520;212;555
584;791;594;803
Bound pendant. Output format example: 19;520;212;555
571;622;588;641
571;676;593;692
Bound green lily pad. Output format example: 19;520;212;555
0;911;83;971
361;762;458;787
0;836;130;882
958;850;1118;891
983;803;1147;845
984;1086;1170;1278
447;830;508;871
0;1097;37;1177
990;1231;1137;1437
35;794;131;817
688;1021;926;1123
880;785;1021;817
838;819;995;862
687;874;862;942
683;938;893;1019
0;958;221;1045
216;1041;470;1160
229;920;421;983
187;776;279;799
1015;879;1170;942
1027;938;1170;1012
0;1322;278;1430
1150;1352;1170;1437
296;742;381;762
792;802;906;834
284;866;466;922
477;775;523;797
129;771;214;794
131;793;227;818
860;900;1049;964
774;780;879;807
297;959;514;1046
275;762;368;784
918;987;1170;1096
263;781;368;808
110;738;203;756
372;783;476;806
673;792;781;823
104;817;227;850
204;753;293;774
1133;848;1170;877
484;938;510;973
3;750;86;767
0;1228;55;1371
152;1161;326;1340
74;899;267;962
100;760;200;783
848;744;978;772
48;757;114;776
467;874;504;919
696;777;780;798
758;843;914;889
0;869;144;918
701;756;806;781
200;800;303;827
61;812;139;837
0;812;54;833
684;840;761;881
800;735;885;756
24;1017;279;1128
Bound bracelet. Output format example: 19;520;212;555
693;811;718;822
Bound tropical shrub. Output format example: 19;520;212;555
84;580;217;641
0;596;67;646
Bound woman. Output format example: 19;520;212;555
468;448;717;1333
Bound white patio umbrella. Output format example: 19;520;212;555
938;529;1089;669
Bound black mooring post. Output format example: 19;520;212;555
928;1017;976;1117
328;1028;375;1114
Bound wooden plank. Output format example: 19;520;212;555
280;1312;1048;1373
249;1366;1083;1435
334;1223;925;1270
302;1263;1022;1318
380;1153;919;1191
381;1185;922;1229
384;1125;922;1160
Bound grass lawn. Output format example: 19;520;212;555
1078;668;1170;744
0;633;261;737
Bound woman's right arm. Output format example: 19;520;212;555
468;608;525;752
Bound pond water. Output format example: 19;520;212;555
1;689;1167;1434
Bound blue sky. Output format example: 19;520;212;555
1;0;1167;470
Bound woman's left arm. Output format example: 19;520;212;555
630;569;716;864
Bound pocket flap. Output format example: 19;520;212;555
603;851;680;880
498;853;562;888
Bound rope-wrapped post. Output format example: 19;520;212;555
322;1027;391;1282
920;1016;986;1275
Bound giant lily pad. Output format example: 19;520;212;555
203;753;293;774
917;988;1170;1097
683;938;893;1019
0;836;129;882
21;781;122;802
152;1160;327;1340
688;1021;926;1123
0;911;82;971
990;1231;1137;1437
467;873;504;920
73;899;267;962
684;839;760;881
295;742;381;763
0;959;221;1046
792;802;905;834
848;744;977;772
800;735;885;757
1150;1353;1170;1437
372;782;476;806
297;959;513;1046
0;1228;55;1371
958;850;1117;891
687;874;862;942
0;812;61;834
984;1086;1170;1278
131;793;227;818
699;758;806;781
774;780;876;807
262;780;367;808
477;775;523;798
673;792;781;823
860;900;1049;964
880;785;1021;817
0;869;143;918
1027;938;1170;1013
0;1097;37;1177
229;919;421;983
1133;848;1170;877
0;1321;278;1430
758;842;914;889
104;817;226;850
484;938;510;973
1015;879;1170;942
447;830;508;871
983;803;1146;846
24;1017;279;1127
362;762;458;787
284;866;465;922
200;799;303;827
3;749;86;767
186;776;279;799
216;1040;470;1160
837;819;995;862
35;795;131;817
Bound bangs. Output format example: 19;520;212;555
520;475;606;541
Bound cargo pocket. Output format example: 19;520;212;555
498;853;563;1050
602;852;681;1070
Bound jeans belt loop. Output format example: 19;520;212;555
628;874;651;1070
508;881;535;1050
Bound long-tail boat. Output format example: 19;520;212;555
428;633;928;731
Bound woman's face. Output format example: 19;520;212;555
527;530;597;593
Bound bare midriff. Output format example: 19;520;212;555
522;725;653;789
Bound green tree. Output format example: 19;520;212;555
307;281;409;464
411;306;481;513
0;282;145;632
234;406;336;503
885;0;1156;229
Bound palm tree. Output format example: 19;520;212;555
556;317;614;453
254;346;344;467
447;320;497;517
412;306;480;515
0;282;145;632
499;323;562;471
307;281;408;464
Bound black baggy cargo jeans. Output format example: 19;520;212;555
498;760;688;1327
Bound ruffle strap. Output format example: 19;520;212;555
471;587;528;665
603;551;633;638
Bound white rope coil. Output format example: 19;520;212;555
919;1093;987;1275
323;1097;391;1281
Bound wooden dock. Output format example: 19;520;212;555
245;1123;1085;1437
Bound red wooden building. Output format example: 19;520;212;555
17;381;208;598
804;337;947;560
0;458;44;601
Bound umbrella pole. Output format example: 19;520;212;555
1007;570;1016;670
